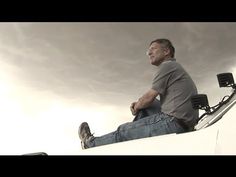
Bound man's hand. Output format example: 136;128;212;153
130;102;138;116
130;89;159;116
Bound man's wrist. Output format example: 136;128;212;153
134;104;139;112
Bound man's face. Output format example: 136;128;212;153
146;42;169;66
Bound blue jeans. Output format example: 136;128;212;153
86;100;186;148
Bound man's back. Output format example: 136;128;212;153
152;58;199;128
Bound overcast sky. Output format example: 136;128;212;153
0;22;236;155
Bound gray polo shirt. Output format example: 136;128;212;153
152;58;199;128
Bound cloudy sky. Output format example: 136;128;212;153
0;22;236;155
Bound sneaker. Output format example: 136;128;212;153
78;122;92;149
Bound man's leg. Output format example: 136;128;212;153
133;99;161;121
83;112;185;149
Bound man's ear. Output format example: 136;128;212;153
163;48;170;56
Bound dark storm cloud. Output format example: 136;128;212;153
1;23;236;106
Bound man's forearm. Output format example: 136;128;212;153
133;89;159;113
134;96;154;112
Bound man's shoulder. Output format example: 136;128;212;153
159;59;179;70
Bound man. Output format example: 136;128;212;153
78;38;199;149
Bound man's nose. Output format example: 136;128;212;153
146;50;151;56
